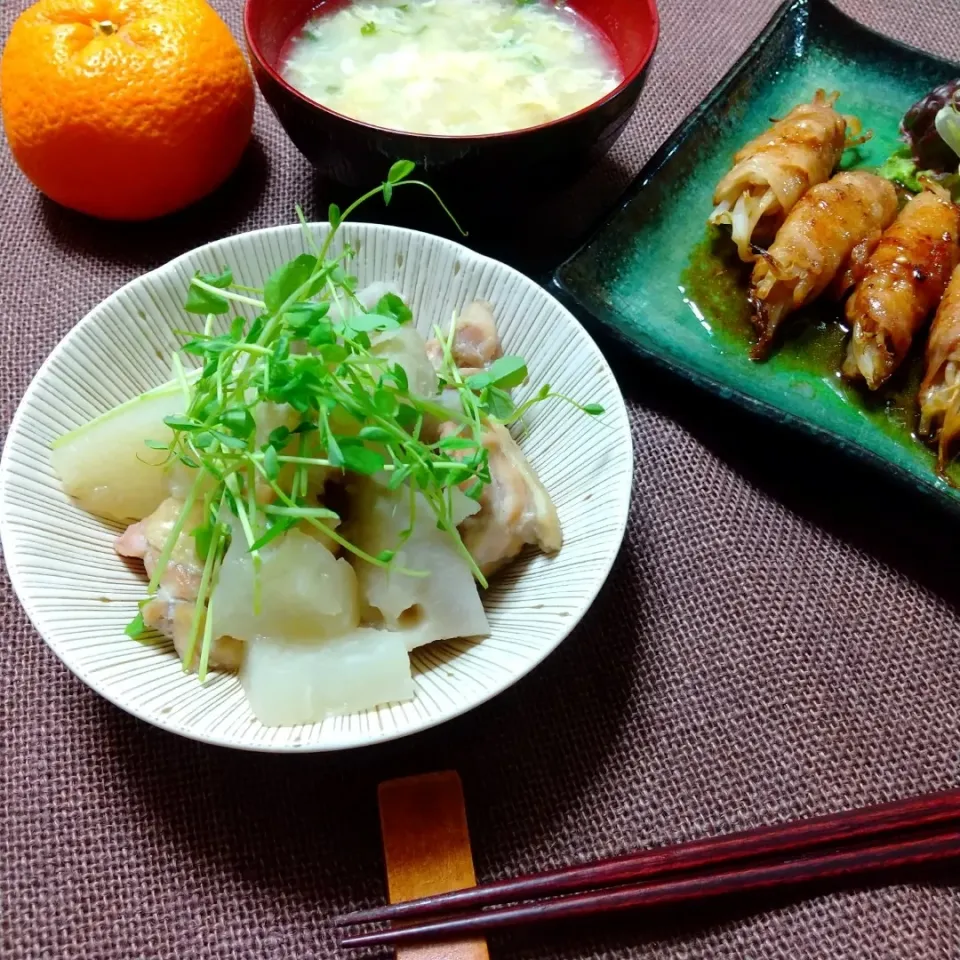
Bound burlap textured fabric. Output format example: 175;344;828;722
3;1;960;957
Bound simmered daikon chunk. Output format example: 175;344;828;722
241;626;413;726
350;480;489;650
52;379;188;522
211;526;359;643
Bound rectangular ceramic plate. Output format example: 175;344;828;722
550;0;960;510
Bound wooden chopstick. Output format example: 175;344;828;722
340;824;960;948
339;786;960;926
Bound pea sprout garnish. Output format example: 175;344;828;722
130;160;603;679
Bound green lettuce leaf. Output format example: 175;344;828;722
879;145;924;192
879;144;960;201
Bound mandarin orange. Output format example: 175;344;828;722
1;0;255;220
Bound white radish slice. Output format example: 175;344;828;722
211;527;359;644
350;480;489;650
241;627;413;726
51;377;191;523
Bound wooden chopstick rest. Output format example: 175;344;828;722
378;770;489;960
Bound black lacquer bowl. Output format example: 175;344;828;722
243;0;658;210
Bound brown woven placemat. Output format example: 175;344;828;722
3;1;960;957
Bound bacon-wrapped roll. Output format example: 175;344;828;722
842;189;960;390
710;90;861;262
749;171;898;359
919;264;960;472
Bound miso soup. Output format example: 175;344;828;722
281;0;623;136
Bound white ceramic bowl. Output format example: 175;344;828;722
0;222;633;752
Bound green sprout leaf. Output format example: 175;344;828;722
465;370;492;390
389;362;409;392
487;355;528;389
124;612;146;639
485;387;515;421
360;20;377;35
246;316;266;342
308;320;336;346
388;464;411;490
319;342;348;363
373;388;399;417
358;426;393;442
438;436;478;451
268;426;291;447
374;292;413;325
464;480;485;499
340;445;386;475
192;521;214;562
287;301;331;330
387;159;415;183
211;431;248;450
163;415;201;431
198;269;232;288
185;278;230;315
219;406;255;438
264;254;318;313
326;430;344;468
262;445;280;481
248;515;298;552
394;404;417;431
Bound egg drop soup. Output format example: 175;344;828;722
281;0;623;136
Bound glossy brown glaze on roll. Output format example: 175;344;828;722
749;171;898;359
710;90;859;262
919;264;960;472
842;189;960;390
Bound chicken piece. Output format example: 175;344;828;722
429;308;557;575
919;264;960;472
443;421;561;575
115;497;243;671
424;300;506;435
843;189;960;389
749;171;898;358
425;300;502;377
710;90;861;261
115;498;203;597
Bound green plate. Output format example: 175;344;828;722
550;0;960;509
